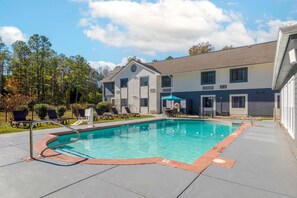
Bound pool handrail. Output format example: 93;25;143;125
28;120;80;159
240;115;253;125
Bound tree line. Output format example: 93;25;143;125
0;34;106;109
0;34;234;109
151;42;232;62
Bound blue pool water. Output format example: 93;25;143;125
49;120;239;164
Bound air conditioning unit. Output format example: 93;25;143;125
202;86;214;90
150;88;156;93
220;85;227;89
162;88;171;93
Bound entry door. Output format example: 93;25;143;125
274;93;280;120
200;95;216;116
129;77;139;113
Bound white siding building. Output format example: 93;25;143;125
102;41;278;117
273;24;297;146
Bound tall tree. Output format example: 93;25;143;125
0;38;10;94
188;42;215;56
127;56;141;63
221;45;233;50
4;33;103;107
28;34;52;102
165;56;173;60
10;41;32;95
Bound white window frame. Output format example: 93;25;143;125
200;95;216;115
229;94;248;116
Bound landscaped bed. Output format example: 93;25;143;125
0;110;153;134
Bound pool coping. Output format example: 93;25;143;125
34;118;250;173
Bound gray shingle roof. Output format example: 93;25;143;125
100;66;124;83
100;41;277;83
146;41;277;74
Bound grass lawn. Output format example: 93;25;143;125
0;110;154;134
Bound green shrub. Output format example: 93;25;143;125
70;103;84;118
56;106;66;118
47;105;55;110
96;102;111;112
86;103;95;109
34;103;48;119
15;105;29;115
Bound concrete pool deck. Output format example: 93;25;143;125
0;120;297;197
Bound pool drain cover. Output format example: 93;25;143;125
213;158;226;164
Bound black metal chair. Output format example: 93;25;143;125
111;107;129;118
47;109;69;124
77;109;87;120
10;110;32;128
125;106;140;117
94;108;113;120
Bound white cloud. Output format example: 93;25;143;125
80;0;297;55
89;56;146;71
227;2;238;6
79;18;92;27
251;19;297;43
0;26;26;45
89;60;117;70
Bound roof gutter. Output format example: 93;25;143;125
272;23;297;90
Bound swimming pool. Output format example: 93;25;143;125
48;120;239;164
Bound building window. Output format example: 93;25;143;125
201;71;216;85
121;99;128;107
230;67;248;83
140;76;149;86
131;64;137;72
203;97;213;108
232;96;245;108
140;98;148;107
120;78;128;88
277;95;280;109
104;82;114;96
161;76;172;87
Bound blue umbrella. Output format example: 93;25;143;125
162;95;181;109
162;95;181;100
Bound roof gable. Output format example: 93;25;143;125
110;61;160;80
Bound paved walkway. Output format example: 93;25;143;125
0;121;297;197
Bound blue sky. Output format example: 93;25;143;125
0;0;296;70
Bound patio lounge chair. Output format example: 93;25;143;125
94;108;113;120
171;108;178;117
10;110;32;128
77;109;87;120
124;106;140;117
47;109;69;125
165;108;178;117
111;107;129;118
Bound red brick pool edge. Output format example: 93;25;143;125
34;123;250;173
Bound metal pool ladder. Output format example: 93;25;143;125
232;115;253;126
28;120;80;160
240;115;253;125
